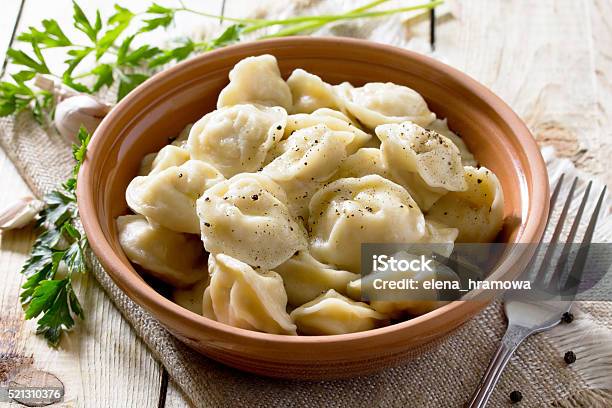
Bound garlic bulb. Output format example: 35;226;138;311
54;95;111;141
0;196;45;230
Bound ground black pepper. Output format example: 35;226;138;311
561;312;574;324
564;351;576;364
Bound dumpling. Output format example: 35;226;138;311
188;104;287;177
334;148;390;179
290;289;387;335
426;118;477;167
308;175;426;273
336;82;435;128
138;153;156;176
283;109;371;154
286;69;341;113
138;145;190;177
126;160;225;234
263;125;356;219
171;279;208;315
427;166;505;242
204;253;297;335
418;218;459;257
377;121;467;211
217;54;292;110
197;173;308;269
171;123;193;149
116;215;206;287
274;251;358;307
346;251;459;317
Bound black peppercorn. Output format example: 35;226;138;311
509;390;522;403
561;312;574;324
564;351;576;364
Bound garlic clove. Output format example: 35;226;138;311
0;196;45;230
54;95;112;141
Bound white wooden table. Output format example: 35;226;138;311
0;1;610;406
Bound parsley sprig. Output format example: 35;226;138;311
0;0;441;123
20;127;90;347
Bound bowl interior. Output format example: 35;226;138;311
80;38;548;346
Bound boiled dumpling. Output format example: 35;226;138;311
290;289;386;335
204;253;297;335
426;118;477;167
334;148;390;179
274;251;358;307
138;145;190;176
217;54;292;110
116;215;206;287
197;173;307;269
286;69;341;113
283;109;371;154
263;125;356;219
171;123;193;149
126;160;225;234
336;82;435;128
427;166;505;242
418;218;459;257
172;279;209;315
377;121;467;211
308;175;426;273
188;104;287;177
138;153;156;176
346;251;459;317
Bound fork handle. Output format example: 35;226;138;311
467;325;533;408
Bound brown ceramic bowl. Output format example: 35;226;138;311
77;37;549;379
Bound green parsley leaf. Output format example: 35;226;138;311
7;47;50;74
91;63;113;92
12;70;36;84
117;36;161;67
117;73;148;100
17;19;72;48
72;126;91;177
72;1;101;42
148;39;195;68
35;278;78;347
141;3;175;32
207;24;245;50
96;5;134;60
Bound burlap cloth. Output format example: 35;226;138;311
1;11;612;404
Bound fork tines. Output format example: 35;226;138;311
530;174;607;297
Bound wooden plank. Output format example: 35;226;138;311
435;0;607;181
0;0;23;74
0;0;222;406
589;0;612;187
0;0;163;402
165;378;193;408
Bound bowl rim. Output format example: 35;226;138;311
77;36;549;347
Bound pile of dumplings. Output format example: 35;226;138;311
117;54;505;336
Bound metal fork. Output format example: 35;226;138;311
467;174;607;407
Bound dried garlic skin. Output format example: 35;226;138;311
0;196;45;230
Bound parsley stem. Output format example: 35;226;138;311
242;0;394;34
175;7;263;24
259;1;443;38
